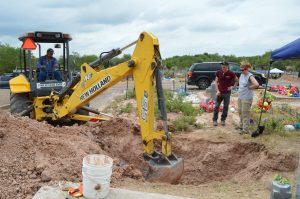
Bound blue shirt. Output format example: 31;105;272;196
36;56;58;73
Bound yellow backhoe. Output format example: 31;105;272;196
9;31;183;183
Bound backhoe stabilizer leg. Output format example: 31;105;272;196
143;152;184;184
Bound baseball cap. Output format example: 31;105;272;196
220;61;229;66
47;48;54;54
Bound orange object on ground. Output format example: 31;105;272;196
68;183;83;197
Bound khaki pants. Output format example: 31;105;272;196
238;99;253;132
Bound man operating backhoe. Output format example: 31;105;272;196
36;48;62;81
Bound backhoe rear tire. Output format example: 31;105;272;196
10;93;32;116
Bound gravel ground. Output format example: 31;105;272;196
0;89;10;106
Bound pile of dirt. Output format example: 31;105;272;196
0;112;143;199
0;110;297;198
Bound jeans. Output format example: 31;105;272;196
213;91;231;122
38;70;62;81
238;99;253;132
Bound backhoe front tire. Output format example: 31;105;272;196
10;93;32;116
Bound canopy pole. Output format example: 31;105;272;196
257;61;272;127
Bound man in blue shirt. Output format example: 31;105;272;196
36;48;62;81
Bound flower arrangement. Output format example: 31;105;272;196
257;92;275;111
200;100;223;113
270;84;300;97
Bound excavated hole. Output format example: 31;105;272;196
173;139;297;185
91;118;298;185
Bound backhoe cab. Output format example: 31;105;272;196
9;32;184;183
13;31;72;96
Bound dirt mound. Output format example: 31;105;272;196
0;112;143;199
0;110;297;198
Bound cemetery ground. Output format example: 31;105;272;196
0;75;299;199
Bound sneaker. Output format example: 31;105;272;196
213;121;218;126
221;121;225;126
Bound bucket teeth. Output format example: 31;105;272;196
144;153;184;184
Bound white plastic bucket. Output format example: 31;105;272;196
82;154;113;199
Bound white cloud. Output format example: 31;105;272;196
0;0;299;58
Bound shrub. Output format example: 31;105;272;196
194;122;205;129
166;96;183;113
265;116;285;133
165;95;200;116
172;115;196;132
273;174;290;185
181;101;199;116
126;90;135;99
120;103;133;113
163;90;174;101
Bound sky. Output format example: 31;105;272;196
0;0;300;58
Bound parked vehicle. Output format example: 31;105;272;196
0;73;19;89
187;62;266;89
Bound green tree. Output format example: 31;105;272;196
109;54;131;66
62;52;98;69
165;61;172;69
0;43;20;74
2;44;300;77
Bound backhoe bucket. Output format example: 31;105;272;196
144;154;184;184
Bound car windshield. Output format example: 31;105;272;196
229;63;240;72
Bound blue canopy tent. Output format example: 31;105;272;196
270;38;300;61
